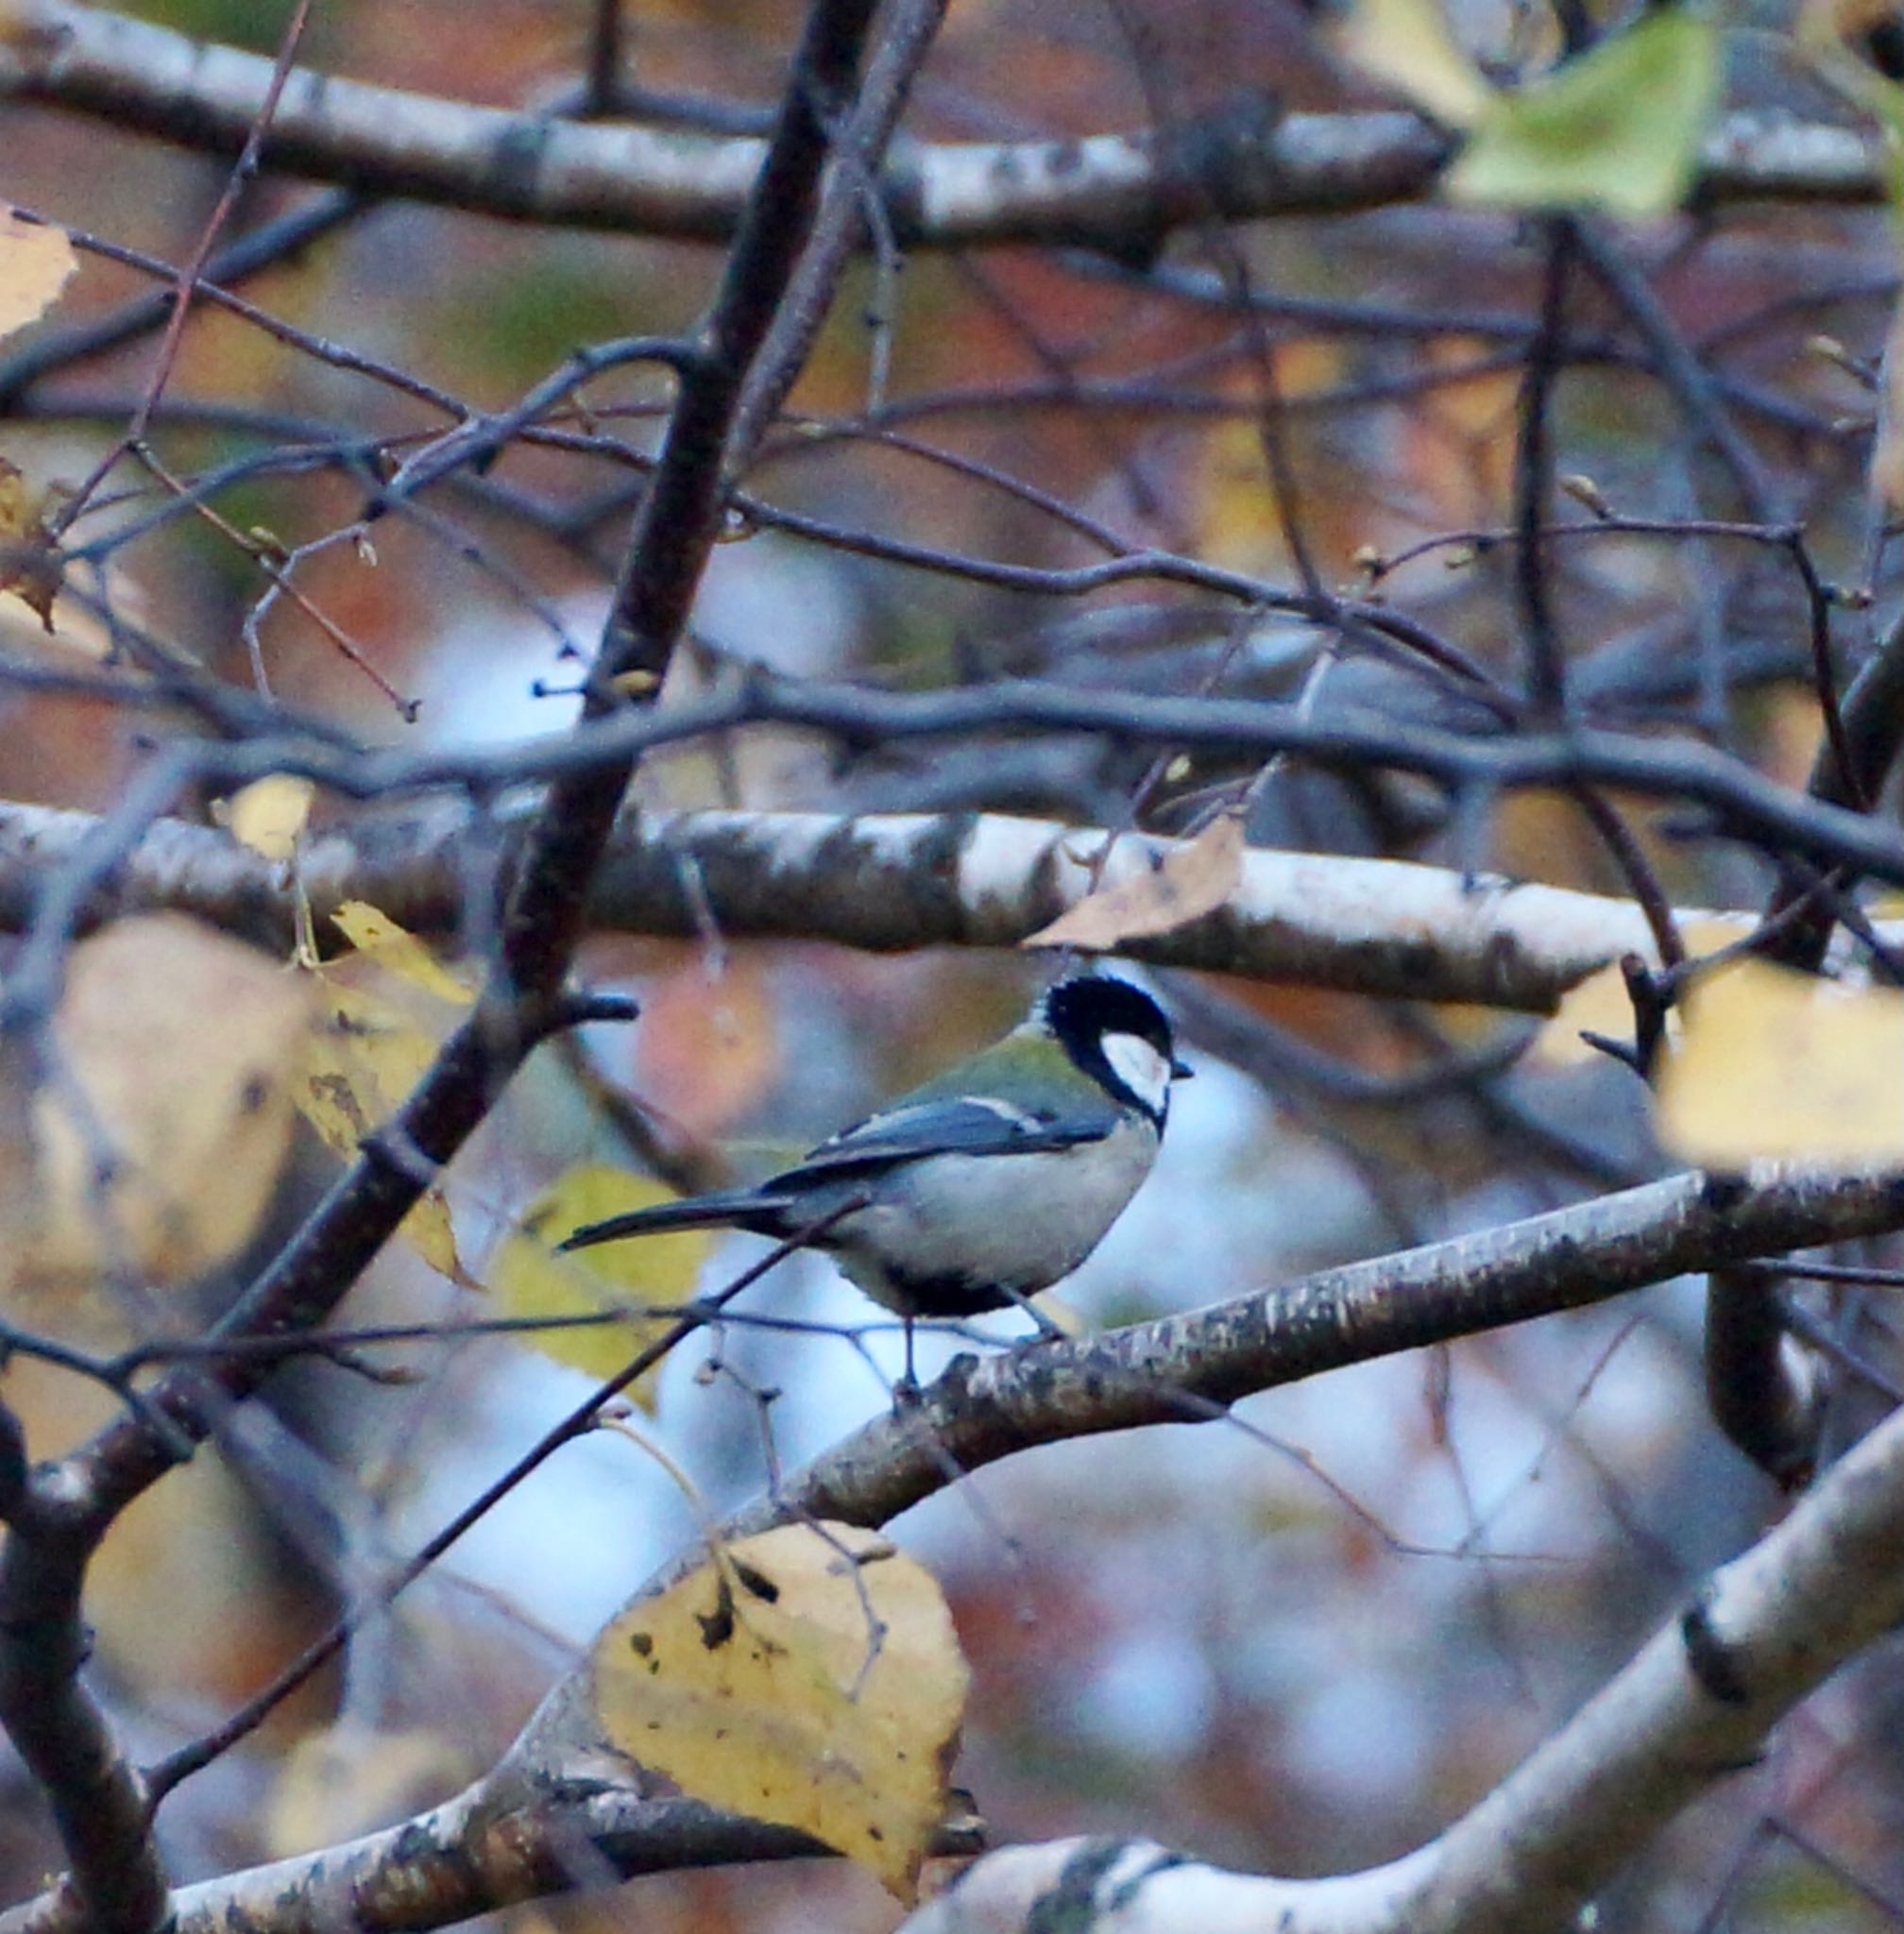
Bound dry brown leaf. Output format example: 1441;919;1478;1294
0;207;76;343
1657;957;1904;1162
1025;814;1245;952
593;1521;969;1902
0;915;314;1298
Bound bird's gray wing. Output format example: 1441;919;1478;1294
773;1097;1106;1183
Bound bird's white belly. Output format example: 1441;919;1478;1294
825;1114;1158;1310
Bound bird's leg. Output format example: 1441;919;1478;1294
995;1284;1067;1345
888;1315;924;1408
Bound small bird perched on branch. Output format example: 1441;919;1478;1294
559;974;1189;1379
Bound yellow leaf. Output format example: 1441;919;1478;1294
0;207;76;343
1657;958;1904;1162
298;978;464;1281
217;775;315;862
490;1167;708;1404
330;902;474;1007
0;915;314;1298
0;453;60;630
594;1521;969;1902
1025;815;1245;951
1531;918;1747;1065
293;904;478;1281
1335;0;1495;128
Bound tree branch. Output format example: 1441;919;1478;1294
0;8;1886;245
897;1373;1904;1933
0;798;1721;1009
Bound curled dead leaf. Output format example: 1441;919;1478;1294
1025;814;1245;951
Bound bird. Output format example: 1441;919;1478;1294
557;973;1190;1380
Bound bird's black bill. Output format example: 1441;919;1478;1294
1171;1057;1194;1079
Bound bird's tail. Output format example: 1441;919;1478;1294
555;1190;796;1253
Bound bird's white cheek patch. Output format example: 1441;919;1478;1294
1101;1031;1172;1112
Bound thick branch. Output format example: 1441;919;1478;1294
740;1163;1904;1536
900;1380;1904;1933
0;799;1726;1010
0;7;1885;245
158;1790;867;1934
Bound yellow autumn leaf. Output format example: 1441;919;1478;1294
331;901;476;1007
1656;957;1904;1162
1532;918;1748;1065
593;1521;969;1902
297;903;474;1283
219;775;315;862
0;206;76;342
1447;10;1720;218
0;915;314;1301
1025;814;1245;951
298;978;465;1281
1334;0;1494;128
490;1167;709;1405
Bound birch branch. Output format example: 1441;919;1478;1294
0;797;1732;1010
0;5;1884;245
899;1376;1904;1933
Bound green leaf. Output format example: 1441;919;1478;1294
1448;10;1720;216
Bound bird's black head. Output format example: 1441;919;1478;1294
1041;974;1187;1125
